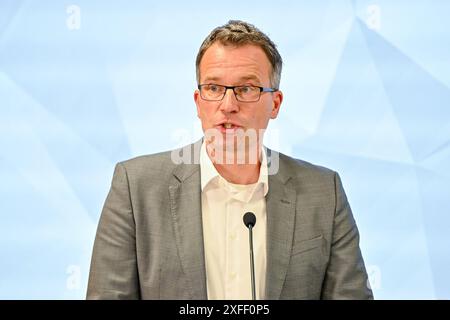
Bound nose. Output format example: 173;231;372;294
219;88;239;113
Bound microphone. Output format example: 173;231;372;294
243;212;257;300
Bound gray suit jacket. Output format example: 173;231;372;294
87;141;373;299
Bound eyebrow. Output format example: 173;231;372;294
202;76;220;83
237;75;261;82
202;75;262;84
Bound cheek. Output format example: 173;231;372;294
198;104;215;124
254;103;273;125
246;112;269;130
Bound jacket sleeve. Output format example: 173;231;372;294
86;163;140;299
321;172;374;299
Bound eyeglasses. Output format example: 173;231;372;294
197;84;278;102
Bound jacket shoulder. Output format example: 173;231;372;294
117;149;179;180
277;152;337;182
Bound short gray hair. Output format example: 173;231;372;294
196;20;282;89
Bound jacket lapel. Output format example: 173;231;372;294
265;151;296;300
168;142;207;299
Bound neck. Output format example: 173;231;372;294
205;143;263;185
213;162;261;185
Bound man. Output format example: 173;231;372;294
87;20;373;300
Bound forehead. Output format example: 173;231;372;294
199;42;271;84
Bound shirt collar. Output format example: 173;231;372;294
200;140;269;198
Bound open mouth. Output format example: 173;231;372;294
222;123;239;129
215;123;242;133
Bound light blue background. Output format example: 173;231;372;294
1;0;449;299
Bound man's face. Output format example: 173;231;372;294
194;42;283;142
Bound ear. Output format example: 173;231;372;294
270;90;283;119
194;90;201;118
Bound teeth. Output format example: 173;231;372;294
224;123;232;129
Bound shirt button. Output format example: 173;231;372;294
230;272;237;279
229;232;236;240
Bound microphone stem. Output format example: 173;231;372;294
249;225;256;300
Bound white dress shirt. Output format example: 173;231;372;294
200;141;268;300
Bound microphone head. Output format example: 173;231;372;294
243;212;256;228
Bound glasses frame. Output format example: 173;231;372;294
197;84;278;102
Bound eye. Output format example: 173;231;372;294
236;86;251;94
237;86;259;95
206;84;220;92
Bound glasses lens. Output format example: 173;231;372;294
235;86;260;102
201;84;225;101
